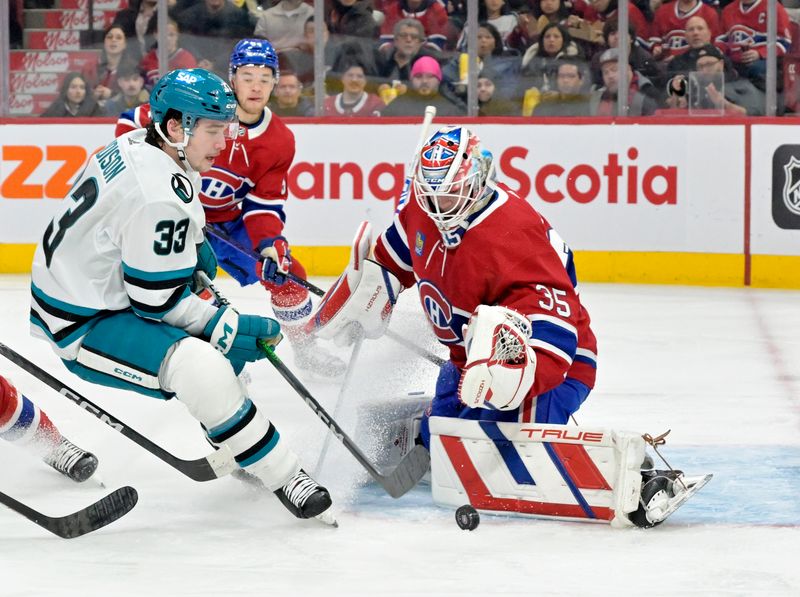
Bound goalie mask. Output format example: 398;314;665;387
413;126;496;240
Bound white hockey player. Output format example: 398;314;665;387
29;68;332;522
308;126;711;528
0;374;98;482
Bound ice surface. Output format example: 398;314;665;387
0;275;798;596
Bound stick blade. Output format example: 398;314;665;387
52;486;139;539
378;445;431;498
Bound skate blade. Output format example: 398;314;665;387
314;509;339;528
652;473;713;524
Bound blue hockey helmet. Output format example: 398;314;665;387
150;68;237;134
229;38;280;81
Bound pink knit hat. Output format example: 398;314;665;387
410;56;442;81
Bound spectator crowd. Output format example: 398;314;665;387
31;0;800;117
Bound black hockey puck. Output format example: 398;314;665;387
455;505;480;530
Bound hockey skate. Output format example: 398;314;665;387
43;437;99;483
274;469;334;521
628;469;713;528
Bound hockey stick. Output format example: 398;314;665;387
206;224;446;368
398;104;437;209
196;272;430;498
0;342;237;482
0;486;138;539
312;332;364;477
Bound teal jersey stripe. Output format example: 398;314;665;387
30;315;96;348
31;283;102;317
130;285;191;319
122;262;195;282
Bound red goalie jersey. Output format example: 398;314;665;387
373;183;598;399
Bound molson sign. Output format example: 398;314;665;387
0;122;743;253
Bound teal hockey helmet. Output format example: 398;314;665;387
150;68;237;134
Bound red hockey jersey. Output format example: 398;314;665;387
650;1;721;57
718;0;792;61
373;184;598;399
115;103;152;137
199;108;295;247
378;0;449;49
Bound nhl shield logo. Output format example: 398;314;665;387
782;156;800;216
771;145;800;229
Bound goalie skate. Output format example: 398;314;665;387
628;470;713;528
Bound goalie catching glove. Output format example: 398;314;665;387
305;221;402;346
458;305;537;410
203;306;283;362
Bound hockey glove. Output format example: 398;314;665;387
192;239;218;292
458;305;537;410
257;236;291;286
203;306;283;363
305;222;402;346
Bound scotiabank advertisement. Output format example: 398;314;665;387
0;122;744;253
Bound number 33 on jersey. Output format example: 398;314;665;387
30;131;209;360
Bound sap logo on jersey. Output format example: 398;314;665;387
417;280;467;344
772;145;800;229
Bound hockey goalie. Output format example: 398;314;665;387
307;125;711;528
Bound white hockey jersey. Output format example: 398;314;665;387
30;129;217;360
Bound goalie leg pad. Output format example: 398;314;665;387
162;338;299;489
429;417;646;525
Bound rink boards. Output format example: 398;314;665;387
0;118;799;288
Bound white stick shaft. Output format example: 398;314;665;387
398;105;437;208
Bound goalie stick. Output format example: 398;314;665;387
205;223;446;368
398;104;437;209
0;486;138;539
0;342;237;482
196;271;430;498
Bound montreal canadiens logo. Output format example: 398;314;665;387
417;280;465;344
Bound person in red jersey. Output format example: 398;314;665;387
0;375;98;482
115;39;347;378
309;125;597;447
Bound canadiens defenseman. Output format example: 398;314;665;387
116;39;346;379
31;68;333;522
309;125;712;528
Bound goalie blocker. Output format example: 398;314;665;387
429;418;712;528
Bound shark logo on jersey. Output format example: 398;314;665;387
415;231;425;256
171;173;194;203
417;280;467;344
